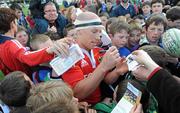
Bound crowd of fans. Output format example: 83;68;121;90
0;0;180;113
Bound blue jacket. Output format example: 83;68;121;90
112;4;136;17
118;47;131;57
32;13;68;38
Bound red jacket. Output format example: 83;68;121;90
0;35;54;75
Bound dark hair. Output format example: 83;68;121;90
166;6;180;21
0;8;17;34
10;3;22;11
33;100;79;113
138;45;169;68
116;79;150;111
10;106;30;113
0;71;31;107
44;31;61;41
145;14;167;30
151;0;165;6
142;1;151;7
133;15;145;20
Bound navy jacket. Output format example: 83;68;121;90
32;13;68;38
112;4;136;17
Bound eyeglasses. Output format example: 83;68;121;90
44;9;57;13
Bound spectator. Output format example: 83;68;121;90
139;14;167;47
112;0;136;18
142;1;152;20
109;21;131;57
166;6;180;29
26;80;77;112
132;50;180;113
15;26;30;48
32;99;79;113
0;71;32;107
0;8;73;75
32;1;68;38
151;0;166;16
127;21;143;52
10;3;29;32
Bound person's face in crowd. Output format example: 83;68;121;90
71;8;77;22
16;31;29;47
146;22;164;44
106;2;113;11
129;29;141;47
44;4;58;23
111;30;129;48
15;9;22;19
100;16;108;27
77;27;102;51
168;19;180;29
152;3;163;14
142;5;151;15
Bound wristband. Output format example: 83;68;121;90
147;67;161;80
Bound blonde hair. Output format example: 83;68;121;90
129;20;142;32
65;6;75;22
33;99;79;113
30;34;51;50
26;80;73;112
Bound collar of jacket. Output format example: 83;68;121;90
0;34;13;44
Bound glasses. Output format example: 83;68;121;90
44;9;57;13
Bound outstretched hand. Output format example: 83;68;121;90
46;38;75;57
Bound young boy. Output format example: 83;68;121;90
112;0;136;18
30;34;58;83
0;71;33;112
142;1;151;20
127;21;143;51
0;8;72;75
151;0;166;16
139;14;167;47
166;6;180;29
30;34;53;51
109;21;131;57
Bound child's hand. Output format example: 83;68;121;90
130;104;143;113
46;38;74;57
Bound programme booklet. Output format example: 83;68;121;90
50;44;84;76
111;82;142;113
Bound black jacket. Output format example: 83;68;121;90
147;69;180;113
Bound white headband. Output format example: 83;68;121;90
74;18;104;30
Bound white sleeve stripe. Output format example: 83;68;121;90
11;40;24;48
24;48;46;55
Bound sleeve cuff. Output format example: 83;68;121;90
147;67;162;80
